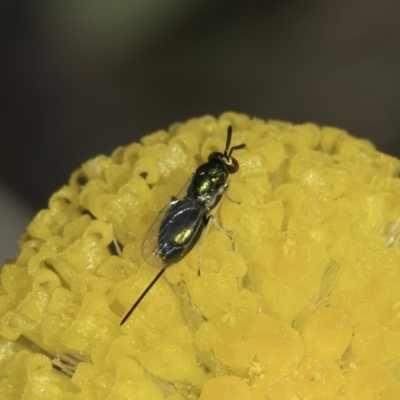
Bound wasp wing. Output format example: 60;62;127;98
175;173;194;200
142;197;207;268
142;200;174;269
142;174;196;268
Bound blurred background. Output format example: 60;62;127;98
1;0;400;261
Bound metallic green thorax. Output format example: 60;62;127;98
188;159;229;208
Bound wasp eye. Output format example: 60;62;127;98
228;158;240;173
208;152;219;161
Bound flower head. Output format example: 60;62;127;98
1;112;400;399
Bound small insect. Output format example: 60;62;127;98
120;126;245;325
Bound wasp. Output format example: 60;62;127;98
120;126;245;325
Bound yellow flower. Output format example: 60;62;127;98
1;112;400;399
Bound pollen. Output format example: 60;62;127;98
1;112;400;399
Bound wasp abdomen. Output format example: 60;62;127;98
158;198;207;266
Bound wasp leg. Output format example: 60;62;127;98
211;216;233;240
111;237;123;257
223;179;242;205
107;221;124;256
197;212;238;276
169;196;179;205
224;193;241;205
210;216;238;252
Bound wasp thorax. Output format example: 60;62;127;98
208;153;240;174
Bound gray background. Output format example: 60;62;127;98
1;0;400;261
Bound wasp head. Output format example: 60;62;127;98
208;125;246;173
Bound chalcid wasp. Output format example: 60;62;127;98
120;125;245;325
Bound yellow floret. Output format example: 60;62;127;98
301;307;353;360
1;112;400;399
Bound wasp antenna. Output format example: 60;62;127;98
229;143;246;156
225;125;233;154
120;268;166;326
